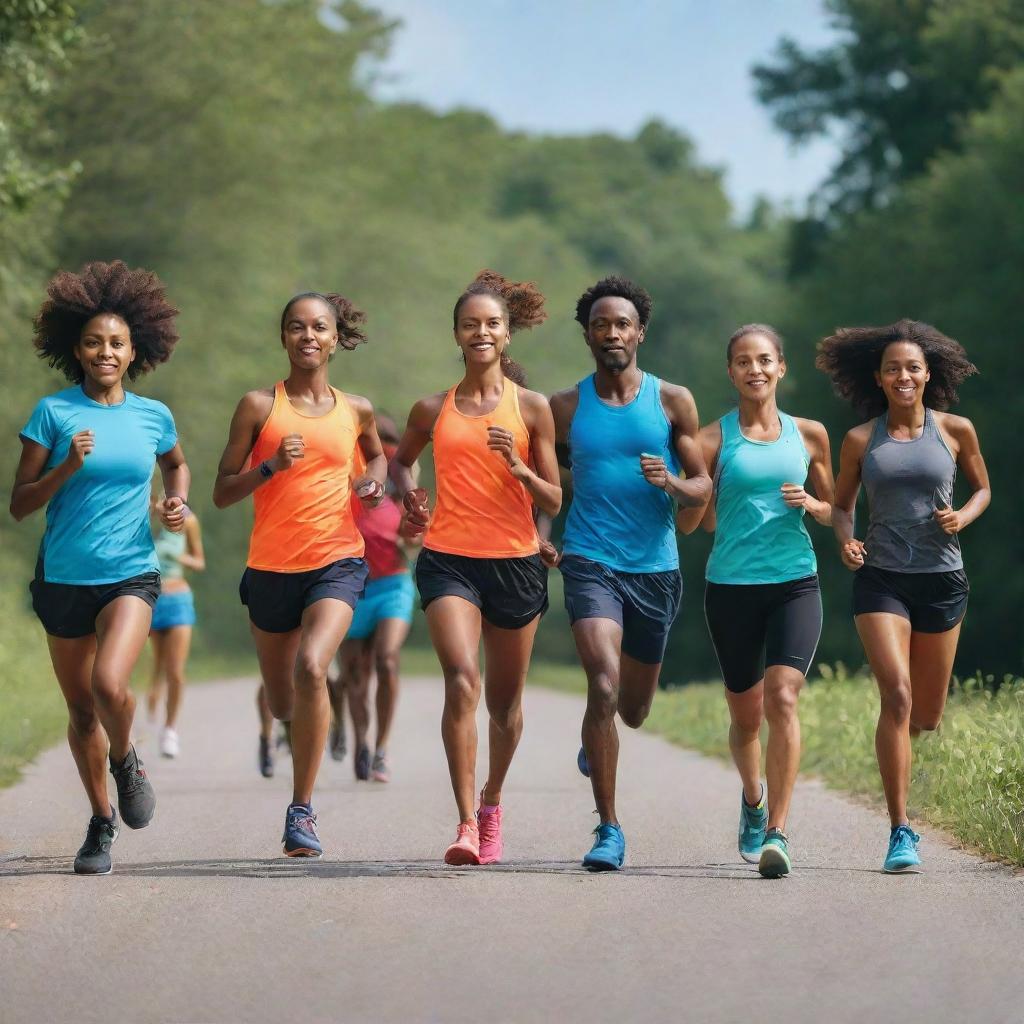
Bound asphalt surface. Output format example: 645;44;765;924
1;675;1022;1024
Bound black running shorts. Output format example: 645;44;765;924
704;574;822;693
240;557;369;634
31;570;161;639
852;565;968;634
414;547;548;630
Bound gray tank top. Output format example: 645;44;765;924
861;409;962;573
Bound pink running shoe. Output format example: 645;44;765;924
477;792;503;865
444;822;480;865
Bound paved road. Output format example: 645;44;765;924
1;676;1022;1024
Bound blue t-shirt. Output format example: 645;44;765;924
20;386;177;585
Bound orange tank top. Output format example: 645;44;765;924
247;381;365;572
424;381;539;558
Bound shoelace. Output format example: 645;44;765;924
894;826;920;846
477;808;500;844
112;757;147;794
289;811;318;835
456;823;477;839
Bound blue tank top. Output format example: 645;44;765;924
562;372;679;573
706;409;816;585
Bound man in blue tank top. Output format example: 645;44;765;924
542;276;711;870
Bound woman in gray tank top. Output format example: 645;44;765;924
818;319;991;875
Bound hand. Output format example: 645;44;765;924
934;506;964;534
640;453;669;490
840;538;866;571
354;474;385;509
402;487;430;536
271;433;304;472
538;538;562;568
781;482;810;509
64;430;95;471
487;426;525;476
160;496;189;533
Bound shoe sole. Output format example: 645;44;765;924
444;846;480;866
283;846;322;858
74;864;113;875
577;748;590;778
739;848;762;864
883;862;922;874
120;813;154;830
758;847;791;878
582;857;623;871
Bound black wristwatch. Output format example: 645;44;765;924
258;460;275;479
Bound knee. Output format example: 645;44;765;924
375;650;399;681
486;695;522;732
66;697;98;736
586;671;618;720
878;679;913;723
910;710;942;733
763;685;800;725
294;652;329;696
618;699;651;730
90;670;125;707
443;664;479;715
267;691;292;721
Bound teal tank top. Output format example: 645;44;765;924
705;409;816;585
562;372;679;573
154;527;187;580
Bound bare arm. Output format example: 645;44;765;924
211;391;278;509
488;389;561;518
783;418;835;527
156;441;191;532
833;425;870;570
348;394;388;507
390;394;445;534
9;433;91;521
934;414;991;534
676;422;721;535
649;383;712;508
177;514;206;571
537;387;579;566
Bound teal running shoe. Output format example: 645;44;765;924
883;825;922;873
738;789;768;864
577;745;590;778
582;822;625;871
758;827;791;878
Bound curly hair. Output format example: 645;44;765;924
728;323;783;361
816;319;978;417
574;276;653;329
33;260;180;383
453;270;547;386
280;292;367;350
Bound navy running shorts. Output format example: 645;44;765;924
31;570;161;639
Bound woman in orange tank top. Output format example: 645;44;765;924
392;270;562;866
212;291;387;858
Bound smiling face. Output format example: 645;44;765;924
876;340;930;410
727;332;784;400
74;313;135;388
281;297;338;368
454;293;509;369
585;296;644;372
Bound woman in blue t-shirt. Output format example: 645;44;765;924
10;260;191;877
679;324;834;879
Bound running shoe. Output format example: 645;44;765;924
259;735;274;778
883;825;922;873
443;822;480;865
758;827;791;878
577;745;590;778
282;803;322;858
582;822;625;871
110;745;156;829
159;727;179;759
371;751;390;783
738;789;768;864
477;793;503;865
74;810;120;875
355;745;371;781
329;720;347;762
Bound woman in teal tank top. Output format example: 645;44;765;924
146;492;205;759
679;324;834;878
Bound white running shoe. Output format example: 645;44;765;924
159;727;180;759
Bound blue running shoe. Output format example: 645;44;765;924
282;803;322;858
883;825;921;873
738;789;768;864
577;745;590;778
758;827;791;878
582;822;625;871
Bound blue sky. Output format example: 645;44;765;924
360;0;841;215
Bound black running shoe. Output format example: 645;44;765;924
259;735;275;778
109;745;156;829
329;720;347;762
355;744;371;781
74;810;120;875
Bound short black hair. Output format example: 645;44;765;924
574;276;652;329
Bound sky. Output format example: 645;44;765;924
358;0;842;216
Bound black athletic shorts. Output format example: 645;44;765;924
240;557;368;634
561;554;682;665
704;574;822;694
415;547;548;631
853;565;969;634
30;569;161;639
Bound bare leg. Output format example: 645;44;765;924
160;625;192;729
340;636;372;755
373;617;410;753
762;666;805;832
478;615;540;806
256;684;274;741
908;624;962;732
725;682;764;806
426;596;483;823
147;630;166;720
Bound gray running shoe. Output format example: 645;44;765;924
259;735;274;778
329;720;347;762
74;810;120;875
355;745;371;781
110;745;156;829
